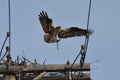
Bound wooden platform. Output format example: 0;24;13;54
0;63;90;74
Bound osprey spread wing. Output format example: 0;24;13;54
39;11;93;43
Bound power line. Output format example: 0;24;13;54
8;0;11;55
84;0;92;54
80;0;92;72
71;0;92;70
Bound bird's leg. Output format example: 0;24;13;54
57;37;60;42
53;27;60;49
53;27;60;41
56;35;60;50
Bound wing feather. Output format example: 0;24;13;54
39;11;55;33
58;27;93;38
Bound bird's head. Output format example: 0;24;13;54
44;34;59;43
44;34;51;43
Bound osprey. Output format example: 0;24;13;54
39;11;93;43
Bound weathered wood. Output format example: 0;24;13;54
0;73;90;80
0;63;90;74
0;65;20;74
22;63;90;73
3;75;16;80
38;73;90;80
33;71;46;80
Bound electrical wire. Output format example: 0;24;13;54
8;0;11;55
77;0;92;78
0;47;9;61
0;35;8;58
80;0;92;69
84;0;92;55
71;0;92;70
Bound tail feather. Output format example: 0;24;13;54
87;29;94;35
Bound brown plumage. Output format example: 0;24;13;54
39;11;93;43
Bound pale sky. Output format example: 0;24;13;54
0;0;120;80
